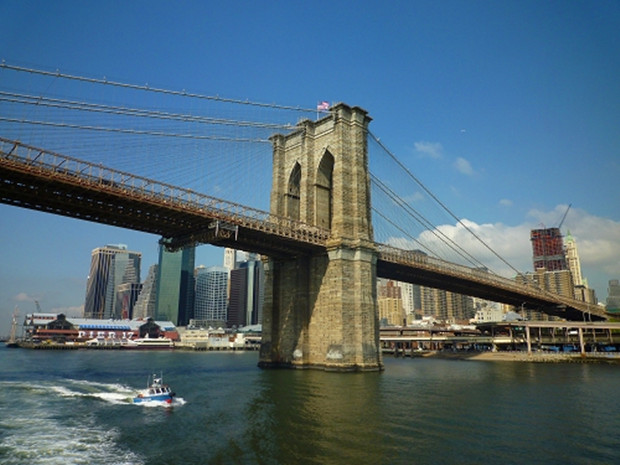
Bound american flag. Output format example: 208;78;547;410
317;101;330;111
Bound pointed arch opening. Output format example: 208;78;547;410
315;151;334;229
286;162;301;221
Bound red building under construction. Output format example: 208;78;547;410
530;227;567;271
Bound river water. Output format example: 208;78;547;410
1;347;618;465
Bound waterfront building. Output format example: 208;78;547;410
194;266;229;327
420;286;474;323
155;245;195;327
84;244;141;319
133;264;158;319
471;300;505;323
530;227;567;272
22;312;178;344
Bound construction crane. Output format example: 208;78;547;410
557;204;572;230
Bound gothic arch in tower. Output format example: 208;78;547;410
286;161;301;221
315;150;334;229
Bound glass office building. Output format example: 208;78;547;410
155;245;195;326
194;266;229;326
228;259;264;327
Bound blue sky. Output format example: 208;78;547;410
1;1;619;334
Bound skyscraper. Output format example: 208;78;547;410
84;244;141;319
228;258;264;327
227;266;247;328
194;266;228;326
400;282;416;322
116;283;142;319
223;248;240;272
155;245;195;326
564;230;583;286
606;280;620;315
530;227;567;271
133;264;158;319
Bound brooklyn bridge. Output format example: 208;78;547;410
0;64;606;371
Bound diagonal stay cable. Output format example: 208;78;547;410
369;131;523;277
371;206;435;256
370;173;491;270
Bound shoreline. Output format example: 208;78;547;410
8;343;620;364
416;350;620;364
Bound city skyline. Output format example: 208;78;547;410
1;1;619;335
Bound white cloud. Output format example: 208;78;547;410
499;199;513;207
414;141;443;159
14;292;36;302
403;191;425;203
454;157;475;175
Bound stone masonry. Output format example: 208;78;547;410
258;103;383;371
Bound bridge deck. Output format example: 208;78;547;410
0;137;606;321
0;137;328;259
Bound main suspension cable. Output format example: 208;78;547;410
0;62;318;113
0;91;296;130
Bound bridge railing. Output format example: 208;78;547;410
376;243;599;314
376;243;532;291
0;137;330;245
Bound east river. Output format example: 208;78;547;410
1;347;619;465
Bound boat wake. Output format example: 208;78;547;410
2;379;186;407
0;380;145;465
50;379;136;405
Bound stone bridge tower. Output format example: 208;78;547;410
259;103;383;371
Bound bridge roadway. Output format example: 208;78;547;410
0;138;606;321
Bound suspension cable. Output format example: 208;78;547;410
0;116;271;143
0;62;318;113
0;91;296;130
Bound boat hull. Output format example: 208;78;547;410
122;338;175;350
133;394;174;404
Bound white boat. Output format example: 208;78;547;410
123;336;174;349
133;373;175;405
